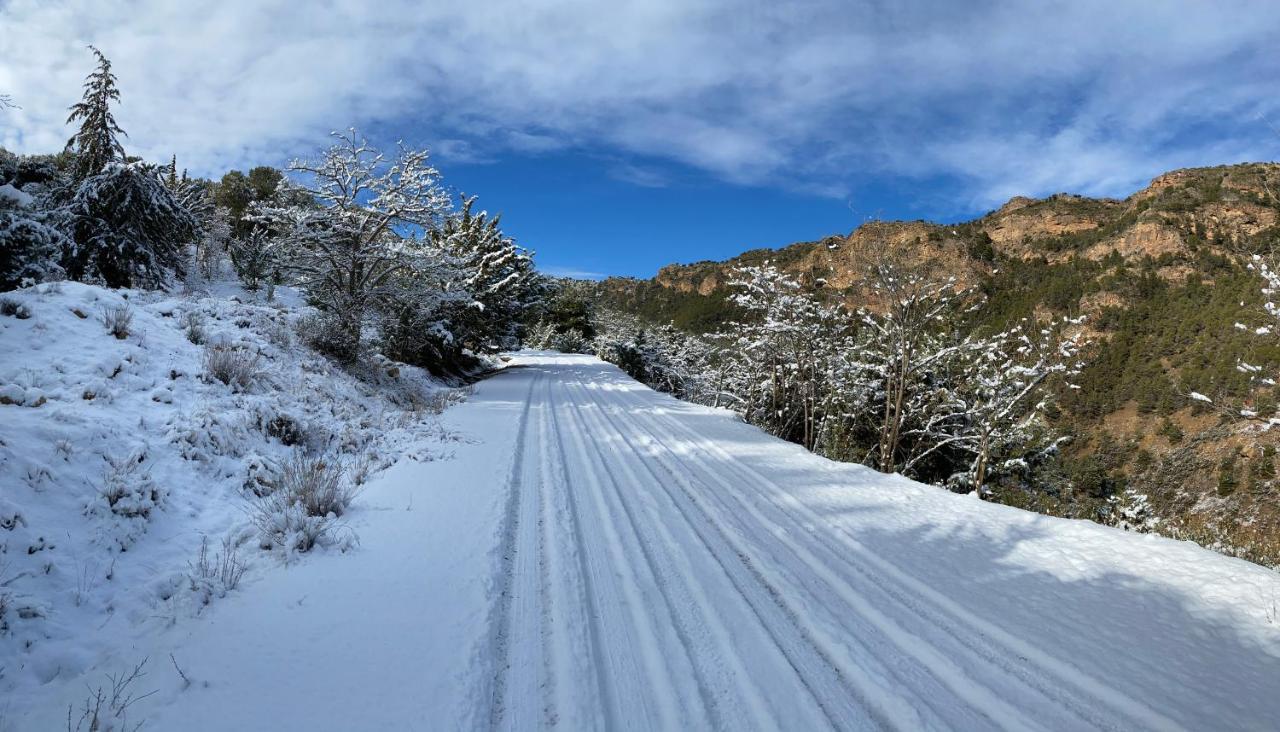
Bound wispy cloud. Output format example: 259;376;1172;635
609;162;668;188
540;266;607;281
2;1;1278;213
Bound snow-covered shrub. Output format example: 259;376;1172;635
297;312;360;362
0;203;68;290
0;296;31;319
66;658;151;732
65;162;198;289
262;412;305;447
99;303;133;339
87;450;166;550
170;407;253;462
1106;489;1159;532
96;451;165;519
182;310;206;344
227;226;277;291
187;535;247;606
525;320;558;349
551;328;590;354
202;343;260;392
250;451;357;554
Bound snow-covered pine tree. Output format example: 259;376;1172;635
251;131;456;361
65;46;126;181
0;193;68;290
65;162;198;288
432;195;538;352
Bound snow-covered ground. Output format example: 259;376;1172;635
0;281;465;729
6;350;1280;730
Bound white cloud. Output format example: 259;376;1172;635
539;266;607;280
2;0;1279;211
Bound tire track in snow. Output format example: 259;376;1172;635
565;376;898;730
596;384;1042;730
596;377;1185;732
546;369;686;729
558;377;779;730
487;371;543;730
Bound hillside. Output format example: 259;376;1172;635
594;162;1280;565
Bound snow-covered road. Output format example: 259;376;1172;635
479;354;1280;731
17;352;1280;730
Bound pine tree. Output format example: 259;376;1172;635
65;46;127;181
432;195;537;351
66;162;198;288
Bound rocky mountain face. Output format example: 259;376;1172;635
638;163;1280;297
595;162;1280;567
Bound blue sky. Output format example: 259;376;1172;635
438;149;933;279
4;1;1280;278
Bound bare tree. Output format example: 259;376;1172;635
252;130;456;359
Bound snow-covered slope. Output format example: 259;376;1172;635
0;281;462;728
7;351;1280;730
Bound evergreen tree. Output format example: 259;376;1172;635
432;194;537;351
65;46;126;180
65;162;198;288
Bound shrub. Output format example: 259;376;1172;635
0;297;30;319
188;535;247;605
0;206;68;291
66;658;151;732
98;451;164;519
100;303;133;339
182;311;206;344
227;227;276;291
264;413;304;446
297;313;360;362
203;343;260;392
65;162;198;289
249;451;357;554
551;328;589;354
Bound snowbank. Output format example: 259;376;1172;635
0;280;463;722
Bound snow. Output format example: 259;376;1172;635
5;351;1280;730
0;184;33;208
0;281;460;727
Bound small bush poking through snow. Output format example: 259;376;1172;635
87;450;167;551
250;451;358;554
97;450;165;520
182;311;206;345
100;303;134;340
187;535;247;606
0;296;31;319
203;343;260;392
264;413;305;446
66;658;153;732
296;312;359;362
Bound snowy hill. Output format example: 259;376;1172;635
0;281;467;728
5;350;1279;729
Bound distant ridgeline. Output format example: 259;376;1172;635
592;162;1280;567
